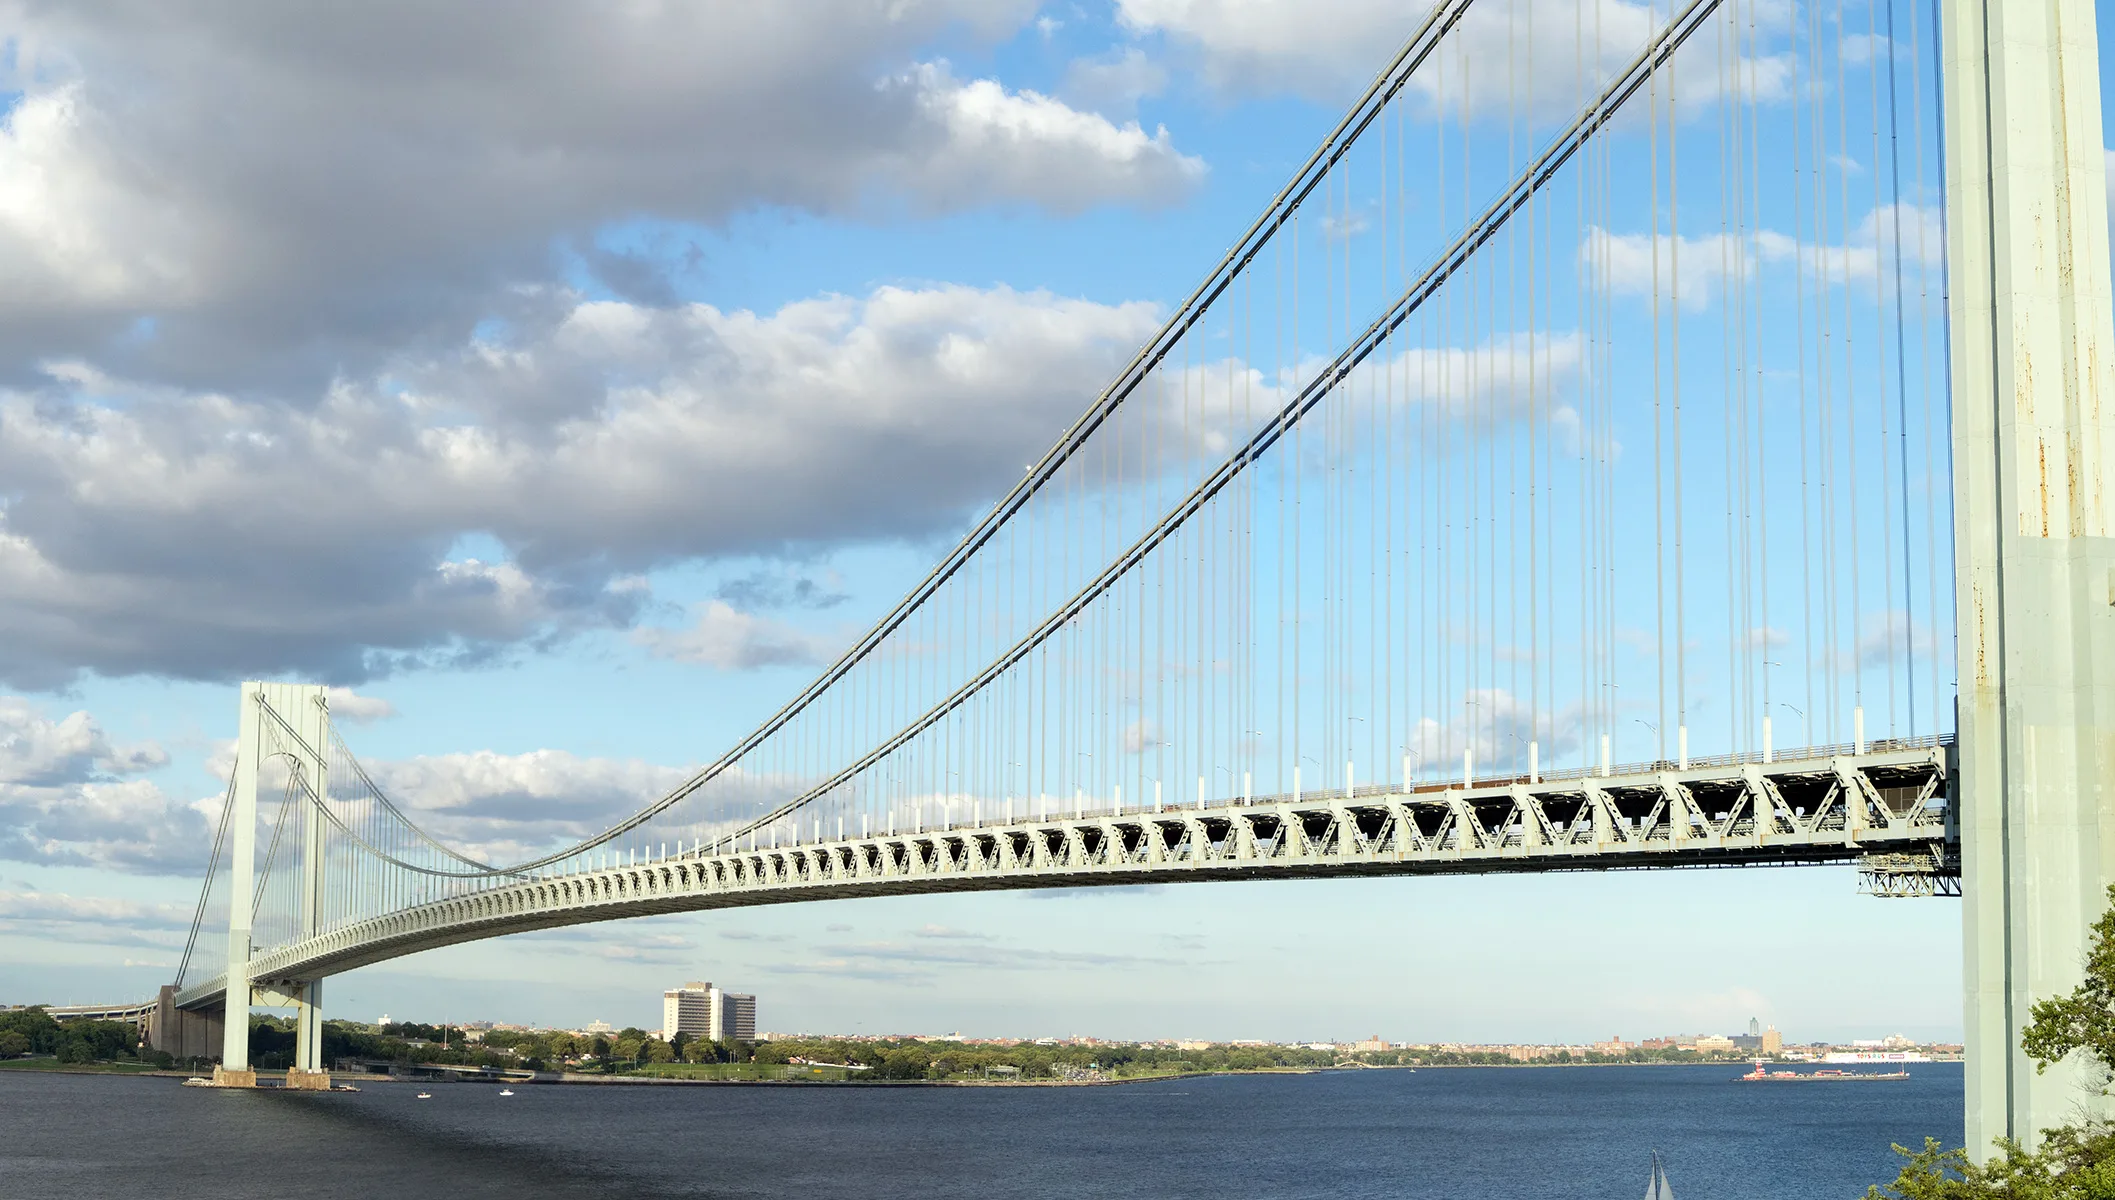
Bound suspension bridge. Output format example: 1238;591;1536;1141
74;0;2107;1157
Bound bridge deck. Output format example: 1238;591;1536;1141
175;743;1950;1009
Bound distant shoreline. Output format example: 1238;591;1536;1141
0;1058;1961;1087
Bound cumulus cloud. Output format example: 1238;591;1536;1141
1118;0;1793;115
0;284;1161;688
323;688;397;724
634;602;842;672
0;889;193;952
903;63;1202;208
1404;687;1582;777
1579;227;1757;312
0;697;206;873
1062;46;1171;119
0;691;741;874
358;749;698;864
0;889;188;928
1582;203;1946;311
0;1;1198;391
0;3;1212;691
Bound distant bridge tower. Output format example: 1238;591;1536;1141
1944;0;2115;1153
214;682;332;1089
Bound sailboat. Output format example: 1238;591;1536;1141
1644;1151;1675;1200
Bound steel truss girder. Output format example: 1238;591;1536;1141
172;746;1950;1011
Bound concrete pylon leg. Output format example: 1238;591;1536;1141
213;684;264;1087
285;979;332;1090
213;682;330;1088
1943;0;2115;1157
295;979;324;1072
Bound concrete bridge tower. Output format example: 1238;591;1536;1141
1943;0;2115;1154
212;682;331;1089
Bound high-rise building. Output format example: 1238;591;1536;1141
1748;1017;1761;1037
662;980;757;1042
663;982;714;1041
717;990;756;1042
1761;1025;1783;1054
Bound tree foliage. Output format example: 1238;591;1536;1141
2022;891;2115;1089
1870;885;2115;1198
0;1007;61;1055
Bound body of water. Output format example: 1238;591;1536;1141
0;1064;1962;1199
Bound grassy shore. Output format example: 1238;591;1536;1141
0;1057;171;1075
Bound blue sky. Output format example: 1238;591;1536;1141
0;0;2099;1043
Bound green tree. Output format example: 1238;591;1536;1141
0;1030;29;1057
2023;894;2115;1085
0;1007;60;1054
1871;884;2115;1198
881;1047;930;1080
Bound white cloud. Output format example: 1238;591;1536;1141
324;688;396;724
1584;203;1946;311
902;63;1203;212
1118;0;1793;116
1405;687;1581;775
357;749;697;865
0;3;1196;387
0;691;732;874
1121;718;1164;754
1580;227;1756;312
1375;332;1587;425
0;283;1162;688
0;889;188;928
634;601;841;672
1061;46;1171;119
0;697;167;785
0;696;203;873
0;888;192;953
1839;33;1896;67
